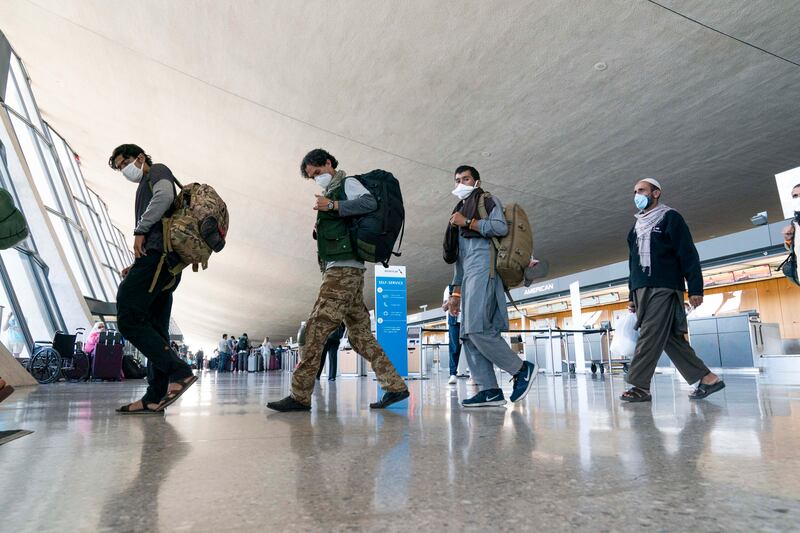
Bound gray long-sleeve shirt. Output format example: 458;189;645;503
324;177;376;271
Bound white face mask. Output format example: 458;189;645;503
792;196;800;213
314;173;332;189
452;183;476;200
122;159;143;183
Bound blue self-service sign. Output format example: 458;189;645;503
374;265;408;377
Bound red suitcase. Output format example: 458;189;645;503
268;353;280;370
93;332;124;380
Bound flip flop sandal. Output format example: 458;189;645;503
116;400;163;415
0;384;15;404
157;375;198;410
689;380;726;400
620;387;652;403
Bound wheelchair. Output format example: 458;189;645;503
28;328;91;384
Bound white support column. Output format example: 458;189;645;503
570;281;587;374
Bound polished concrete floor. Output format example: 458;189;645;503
1;370;800;532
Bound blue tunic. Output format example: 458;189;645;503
451;198;509;337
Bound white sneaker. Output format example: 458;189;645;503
467;377;479;386
448;375;457;385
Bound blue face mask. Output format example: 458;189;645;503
634;194;651;211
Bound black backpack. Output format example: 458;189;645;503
237;336;249;352
348;170;404;267
122;355;147;379
778;244;800;286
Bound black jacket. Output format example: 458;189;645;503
627;210;703;297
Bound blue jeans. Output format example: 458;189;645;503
448;314;462;376
219;353;229;372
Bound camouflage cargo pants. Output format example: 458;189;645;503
291;267;407;405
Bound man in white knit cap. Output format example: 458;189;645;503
621;178;725;403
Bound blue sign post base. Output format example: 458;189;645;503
374;265;409;407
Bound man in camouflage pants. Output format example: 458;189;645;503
267;149;409;412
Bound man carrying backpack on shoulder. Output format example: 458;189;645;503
267;149;409;412
444;165;537;408
109;144;196;414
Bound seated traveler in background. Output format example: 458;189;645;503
83;321;106;357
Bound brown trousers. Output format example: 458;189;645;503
291;267;407;404
626;287;710;389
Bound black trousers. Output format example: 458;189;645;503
316;339;340;380
117;253;192;404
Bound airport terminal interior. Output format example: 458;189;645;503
1;2;800;531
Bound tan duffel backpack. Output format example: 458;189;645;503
477;192;533;289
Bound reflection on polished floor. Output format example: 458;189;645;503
1;370;799;532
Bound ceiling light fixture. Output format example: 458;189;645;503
481;151;492;157
594;62;608;71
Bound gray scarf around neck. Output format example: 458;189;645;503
324;170;348;196
634;204;672;274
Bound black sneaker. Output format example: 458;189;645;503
369;390;410;409
267;395;311;412
461;388;507;408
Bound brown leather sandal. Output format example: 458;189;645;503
157;375;198;410
116;400;163;415
620;387;652;403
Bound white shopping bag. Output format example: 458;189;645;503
609;312;639;357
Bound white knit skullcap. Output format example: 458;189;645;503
640;178;662;190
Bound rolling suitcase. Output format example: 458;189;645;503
269;353;279;370
247;353;257;373
93;332;124;380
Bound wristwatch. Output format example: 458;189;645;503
327;201;335;211
464;218;473;228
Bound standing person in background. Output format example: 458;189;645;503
238;334;250;353
316;323;345;381
622;178;725;402
261;337;273;370
2;312;25;358
217;333;230;373
109;143;196;414
237;333;250;372
781;183;800;277
195;348;204;372
228;334;238;372
443;285;463;385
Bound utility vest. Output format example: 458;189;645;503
315;177;357;266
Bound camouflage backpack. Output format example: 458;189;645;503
149;179;229;291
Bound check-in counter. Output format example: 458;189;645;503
688;313;783;368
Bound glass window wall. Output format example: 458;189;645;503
0;132;64;347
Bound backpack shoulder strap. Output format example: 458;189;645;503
477;192;503;281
